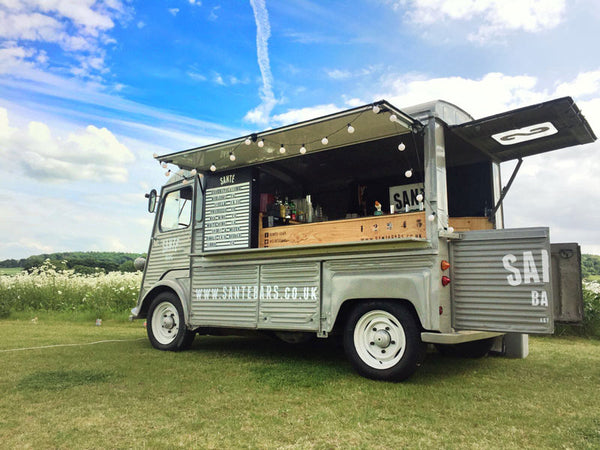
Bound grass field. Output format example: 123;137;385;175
0;267;22;275
0;317;599;449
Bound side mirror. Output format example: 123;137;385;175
145;189;158;213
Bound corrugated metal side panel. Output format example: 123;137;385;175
258;262;320;331
190;265;259;327
451;228;553;334
142;231;192;291
193;228;204;254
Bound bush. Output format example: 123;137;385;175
556;281;600;339
0;259;141;318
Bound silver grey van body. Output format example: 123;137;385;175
132;98;595;381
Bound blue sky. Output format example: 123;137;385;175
1;0;599;259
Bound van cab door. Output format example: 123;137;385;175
142;184;194;290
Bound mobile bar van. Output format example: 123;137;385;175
132;97;596;381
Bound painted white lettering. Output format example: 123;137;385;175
531;290;549;307
503;254;522;287
311;287;318;300
303;287;309;300
541;249;550;283
540;290;549;307
531;290;540;306
291;287;298;300
273;286;279;299
284;287;291;299
523;251;540;284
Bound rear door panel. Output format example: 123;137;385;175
450;228;554;334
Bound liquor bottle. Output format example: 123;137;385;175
284;197;291;219
306;195;313;223
290;200;297;221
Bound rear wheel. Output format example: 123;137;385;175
344;301;426;381
147;292;195;351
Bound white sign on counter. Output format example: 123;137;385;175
389;183;424;212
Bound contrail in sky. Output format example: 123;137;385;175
245;0;277;125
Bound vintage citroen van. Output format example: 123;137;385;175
132;97;595;381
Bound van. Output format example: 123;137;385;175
132;97;595;381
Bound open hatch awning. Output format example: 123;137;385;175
157;101;419;172
450;97;597;162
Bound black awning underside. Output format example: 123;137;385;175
450;97;596;162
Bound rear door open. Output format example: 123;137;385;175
448;97;595;333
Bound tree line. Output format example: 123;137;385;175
582;254;600;279
0;252;145;274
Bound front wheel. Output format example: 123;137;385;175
344;301;426;381
147;292;195;351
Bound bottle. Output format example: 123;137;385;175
279;197;285;218
284;197;291;219
290;200;296;221
306;195;313;223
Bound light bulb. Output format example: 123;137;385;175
190;169;197;176
447;227;454;233
416;194;423;202
210;164;216;172
347;124;355;134
372;105;380;114
161;162;167;168
244;137;252;146
389;114;397;122
182;179;188;185
321;137;328;145
229;152;236;161
398;142;406;151
164;170;171;176
428;214;436;222
405;169;413;178
153;152;158;158
279;145;286;154
300;145;307;154
258;139;264;148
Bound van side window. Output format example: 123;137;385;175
160;186;193;232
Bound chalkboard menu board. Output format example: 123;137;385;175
203;169;253;252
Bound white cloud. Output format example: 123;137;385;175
0;188;154;259
245;0;278;125
377;72;545;117
0;0;127;78
208;5;220;21
554;70;600;100
0;107;134;183
327;69;352;80
271;104;341;126
168;8;179;16
397;0;566;42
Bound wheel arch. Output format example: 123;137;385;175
138;281;190;321
331;298;424;335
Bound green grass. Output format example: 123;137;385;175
0;267;22;275
1;318;599;448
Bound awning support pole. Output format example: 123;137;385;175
489;158;523;220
